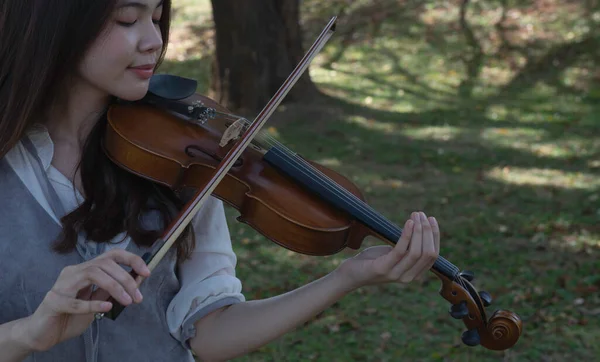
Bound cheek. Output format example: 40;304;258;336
77;29;148;99
80;27;136;77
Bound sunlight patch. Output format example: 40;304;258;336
481;127;546;141
347;115;397;134
167;0;213;60
482;127;596;158
561;231;600;250
402;126;462;141
543;229;600;252
485;104;509;120
371;178;406;189
315;158;342;167
481;67;513;86
486;167;600;189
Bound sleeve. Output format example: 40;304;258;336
166;196;245;348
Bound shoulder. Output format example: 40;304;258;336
0;140;37;207
0;124;57;219
2;123;53;172
0;136;26;178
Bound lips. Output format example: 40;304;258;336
129;64;155;70
128;64;155;79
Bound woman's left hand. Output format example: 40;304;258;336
334;211;440;290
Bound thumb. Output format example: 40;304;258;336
354;245;394;260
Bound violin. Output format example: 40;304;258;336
92;17;522;351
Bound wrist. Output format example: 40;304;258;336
11;316;42;353
330;264;361;295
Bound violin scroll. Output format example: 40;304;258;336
433;269;522;350
482;309;523;350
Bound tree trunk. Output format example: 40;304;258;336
210;0;319;114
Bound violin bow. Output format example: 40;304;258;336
93;16;338;320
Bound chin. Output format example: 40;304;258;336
113;85;150;102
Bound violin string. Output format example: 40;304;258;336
208;118;453;272
217;117;461;276
247;124;461;275
263;135;460;276
230;118;460;276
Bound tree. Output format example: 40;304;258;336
209;0;319;114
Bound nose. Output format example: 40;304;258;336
138;21;163;54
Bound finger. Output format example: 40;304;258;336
410;212;437;279
98;249;151;278
395;212;427;280
98;260;143;303
45;289;113;315
51;250;150;300
390;212;423;279
377;216;414;272
430;216;440;255
76;285;94;301
72;266;135;306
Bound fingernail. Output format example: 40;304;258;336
122;291;132;304
135;289;143;302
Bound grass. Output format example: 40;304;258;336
160;1;600;361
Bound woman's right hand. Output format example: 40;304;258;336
22;249;151;352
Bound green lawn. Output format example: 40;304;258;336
160;1;600;360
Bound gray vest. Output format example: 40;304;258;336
0;140;195;361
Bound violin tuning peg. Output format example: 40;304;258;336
479;290;492;307
449;300;469;319
461;328;481;347
459;270;474;281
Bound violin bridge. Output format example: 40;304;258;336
219;118;247;147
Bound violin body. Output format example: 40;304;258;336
100;74;522;351
105;93;370;255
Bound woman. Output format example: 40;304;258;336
0;1;441;361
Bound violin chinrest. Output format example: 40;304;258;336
148;74;197;100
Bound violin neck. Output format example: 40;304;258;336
263;147;459;280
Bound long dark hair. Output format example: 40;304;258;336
0;0;195;261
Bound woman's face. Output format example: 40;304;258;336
77;0;165;101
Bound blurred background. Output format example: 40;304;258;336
160;0;599;361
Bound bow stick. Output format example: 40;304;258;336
93;16;338;320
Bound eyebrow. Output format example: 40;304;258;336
118;0;164;10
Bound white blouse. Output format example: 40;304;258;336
4;123;245;346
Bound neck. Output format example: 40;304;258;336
45;78;111;150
